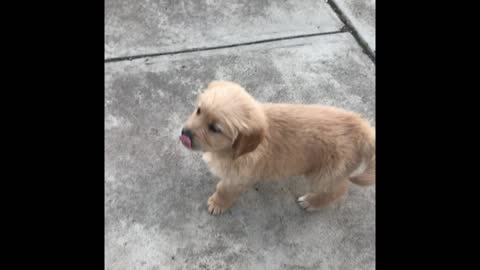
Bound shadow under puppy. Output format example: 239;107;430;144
180;81;375;215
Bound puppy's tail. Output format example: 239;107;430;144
349;155;375;186
350;124;375;186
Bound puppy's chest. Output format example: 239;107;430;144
202;153;247;179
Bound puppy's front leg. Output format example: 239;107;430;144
207;179;252;215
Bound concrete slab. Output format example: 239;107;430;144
333;0;375;53
105;33;375;270
105;0;343;59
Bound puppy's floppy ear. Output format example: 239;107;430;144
232;128;264;159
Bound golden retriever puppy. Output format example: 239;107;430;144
179;81;375;215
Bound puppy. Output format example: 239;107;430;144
180;81;375;215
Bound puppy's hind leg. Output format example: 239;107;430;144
297;175;349;211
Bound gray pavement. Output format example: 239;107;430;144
105;1;375;269
333;0;375;53
105;0;342;59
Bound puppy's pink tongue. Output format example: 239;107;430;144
179;135;192;149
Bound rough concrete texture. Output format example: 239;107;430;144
105;33;375;270
333;0;375;53
105;0;343;59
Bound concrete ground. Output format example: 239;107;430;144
334;0;375;54
105;1;375;269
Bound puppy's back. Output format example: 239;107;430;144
260;103;375;177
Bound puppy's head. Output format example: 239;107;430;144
180;81;267;159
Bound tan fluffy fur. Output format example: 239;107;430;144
181;81;375;215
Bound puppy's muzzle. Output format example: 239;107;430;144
179;128;193;149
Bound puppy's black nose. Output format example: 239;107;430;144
181;128;193;139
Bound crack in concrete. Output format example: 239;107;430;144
105;2;375;65
327;0;375;64
104;30;345;63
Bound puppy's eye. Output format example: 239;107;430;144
196;107;201;115
208;123;221;133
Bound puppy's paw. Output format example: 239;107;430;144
297;194;319;212
207;193;230;215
